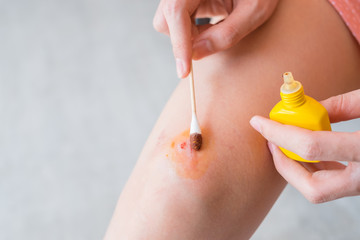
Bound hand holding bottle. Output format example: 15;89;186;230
250;89;360;203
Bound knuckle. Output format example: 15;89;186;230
220;25;240;49
246;0;278;29
304;184;327;204
163;0;182;17
333;94;345;115
300;134;321;160
153;16;162;32
245;0;260;11
247;0;267;18
306;192;326;204
331;93;350;118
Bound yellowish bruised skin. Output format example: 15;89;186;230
167;129;212;180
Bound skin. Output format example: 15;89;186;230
250;89;360;203
105;0;360;239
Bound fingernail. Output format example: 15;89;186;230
193;39;212;60
249;117;262;134
267;142;274;154
176;58;185;78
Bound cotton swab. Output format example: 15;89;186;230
189;62;202;151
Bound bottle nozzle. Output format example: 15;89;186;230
281;72;301;94
283;72;294;84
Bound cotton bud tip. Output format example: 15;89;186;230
190;133;202;151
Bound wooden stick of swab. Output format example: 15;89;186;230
189;62;202;151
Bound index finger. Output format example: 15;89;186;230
162;0;201;78
250;116;360;162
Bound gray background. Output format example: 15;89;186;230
0;0;359;239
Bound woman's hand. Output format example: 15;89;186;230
250;89;360;203
153;0;279;78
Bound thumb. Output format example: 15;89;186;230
321;89;360;123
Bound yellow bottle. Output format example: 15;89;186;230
269;72;331;163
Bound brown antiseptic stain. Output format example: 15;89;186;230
167;129;211;180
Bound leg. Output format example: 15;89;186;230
105;0;360;239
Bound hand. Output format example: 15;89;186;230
153;0;279;78
249;89;360;203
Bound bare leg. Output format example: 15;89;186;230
105;0;360;239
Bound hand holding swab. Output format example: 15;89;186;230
189;62;202;151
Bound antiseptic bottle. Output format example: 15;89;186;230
269;72;331;163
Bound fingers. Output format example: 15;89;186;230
153;0;201;78
268;142;357;203
250;116;360;162
153;0;280;76
163;0;197;79
166;10;192;78
321;89;360;123
192;0;279;60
